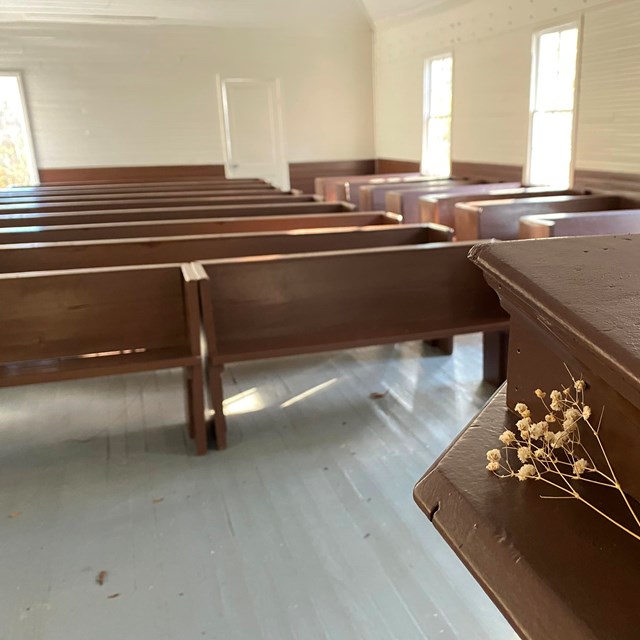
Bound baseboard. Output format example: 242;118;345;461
375;158;421;173
289;159;375;193
451;161;524;183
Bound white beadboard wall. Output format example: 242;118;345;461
1;23;374;169
374;0;638;175
575;1;640;174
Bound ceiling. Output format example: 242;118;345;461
0;0;460;28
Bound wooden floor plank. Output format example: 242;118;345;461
0;335;517;640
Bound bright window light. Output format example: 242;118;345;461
421;54;453;178
0;73;38;187
527;25;579;188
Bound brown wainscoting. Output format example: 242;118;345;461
375;158;421;173
289;159;375;193
39;164;226;184
573;168;640;197
451;161;523;183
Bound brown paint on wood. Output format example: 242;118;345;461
38;165;226;184
519;209;640;239
358;180;469;212
375;158;421;173
451;161;523;183
455;195;640;241
0;212;401;244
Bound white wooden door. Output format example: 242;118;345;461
218;78;290;190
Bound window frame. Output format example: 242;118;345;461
420;52;454;178
0;70;39;186
525;21;582;188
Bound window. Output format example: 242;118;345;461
527;24;579;187
421;54;453;177
0;73;38;187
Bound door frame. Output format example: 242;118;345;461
216;76;290;190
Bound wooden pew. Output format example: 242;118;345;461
455;195;640;241
419;187;580;228
359;180;469;212
0;263;207;454
0;186;282;205
344;176;458;209
3;179;268;197
0;225;454;273
414;235;640;639
385;182;521;222
31;176;267;187
0;193;315;215
0;212;401;244
194;239;509;448
315;173;420;201
519;209;640;238
0;201;356;228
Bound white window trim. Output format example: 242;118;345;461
524;20;582;187
421;52;453;177
0;71;39;186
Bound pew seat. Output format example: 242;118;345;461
455;194;640;240
193;239;509;448
0;264;207;454
519;209;640;238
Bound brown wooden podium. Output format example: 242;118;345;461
414;235;640;640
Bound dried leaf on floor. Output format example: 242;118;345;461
152;498;164;504
107;593;120;599
8;512;21;518
369;391;388;399
96;571;108;586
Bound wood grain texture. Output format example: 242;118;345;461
451;161;523;184
0;335;515;640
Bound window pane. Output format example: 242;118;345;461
422;116;451;177
529;111;573;187
429;57;452;117
0;75;38;187
535;28;578;112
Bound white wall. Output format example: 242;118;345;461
1;22;374;169
374;0;640;176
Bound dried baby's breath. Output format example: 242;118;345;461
486;369;640;543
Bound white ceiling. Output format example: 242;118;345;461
0;0;460;28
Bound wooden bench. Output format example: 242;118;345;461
193;240;509;448
414;235;640;639
0;201;356;228
0;212;401;244
385;182;521;222
519;209;640;238
0;224;454;273
359;180;468;211
454;195;640;240
0;263;207;454
419;187;580;228
3;179;269;197
314;173;420;201
0;192;311;215
29;176;268;188
338;175;451;208
0;186;282;205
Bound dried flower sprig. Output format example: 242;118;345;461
487;369;640;542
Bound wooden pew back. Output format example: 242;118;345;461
0;224;453;273
519;209;640;238
455;195;637;240
420;187;580;227
0;201;352;228
197;241;507;363
0;265;195;367
315;173;420;200
0;212;400;244
358;179;467;211
0;193;311;215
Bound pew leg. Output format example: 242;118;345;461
188;364;207;456
424;336;454;355
184;369;195;439
483;330;509;386
208;363;228;450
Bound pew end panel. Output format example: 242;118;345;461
0;264;208;455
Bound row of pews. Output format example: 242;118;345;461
316;172;640;239
0;174;510;455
